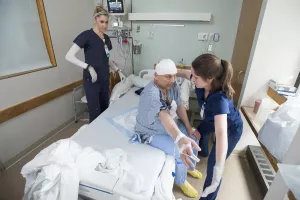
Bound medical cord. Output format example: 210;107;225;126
116;26;131;75
117;42;131;76
117;39;131;60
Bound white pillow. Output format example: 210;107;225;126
109;74;135;105
131;76;151;88
143;74;154;81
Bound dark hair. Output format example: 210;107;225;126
192;54;235;99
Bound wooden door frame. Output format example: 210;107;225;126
231;0;265;107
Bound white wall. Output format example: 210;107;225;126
131;0;243;73
0;0;95;163
240;0;300;106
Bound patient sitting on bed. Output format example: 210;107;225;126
134;59;202;198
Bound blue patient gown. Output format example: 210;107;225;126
133;81;198;185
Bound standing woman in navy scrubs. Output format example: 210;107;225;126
177;54;243;200
66;5;120;123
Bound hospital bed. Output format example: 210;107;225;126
71;70;176;200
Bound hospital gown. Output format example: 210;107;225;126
134;81;198;185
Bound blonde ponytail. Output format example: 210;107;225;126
93;4;109;18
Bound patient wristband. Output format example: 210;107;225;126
174;132;185;144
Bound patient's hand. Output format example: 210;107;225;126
178;137;201;168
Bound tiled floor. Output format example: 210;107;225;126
0;117;263;200
173;153;263;200
173;131;264;200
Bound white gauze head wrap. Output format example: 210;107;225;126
155;59;177;75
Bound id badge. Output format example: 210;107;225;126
200;103;205;120
104;44;110;57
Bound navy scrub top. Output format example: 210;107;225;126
195;87;243;135
73;29;112;84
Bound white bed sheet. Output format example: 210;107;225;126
72;87;174;199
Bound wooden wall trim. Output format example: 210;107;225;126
176;66;191;70
0;72;121;124
37;0;57;67
267;87;287;105
154;64;192;70
0;80;83;124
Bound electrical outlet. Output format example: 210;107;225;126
209;33;220;42
198;33;208;41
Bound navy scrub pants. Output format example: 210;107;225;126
149;123;199;185
84;80;109;123
198;123;243;200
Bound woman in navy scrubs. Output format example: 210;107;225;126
178;54;243;200
66;5;120;122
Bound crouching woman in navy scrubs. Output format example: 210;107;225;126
66;5;120;123
177;54;243;200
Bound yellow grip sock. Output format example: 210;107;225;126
187;169;203;179
178;181;198;198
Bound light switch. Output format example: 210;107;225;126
198;33;208;41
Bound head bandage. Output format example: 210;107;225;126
155;59;177;75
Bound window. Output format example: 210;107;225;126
0;0;56;80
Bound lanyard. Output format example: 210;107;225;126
103;39;110;58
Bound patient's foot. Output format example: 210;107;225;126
178;181;198;198
187;169;203;179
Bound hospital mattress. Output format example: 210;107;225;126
72;88;175;200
